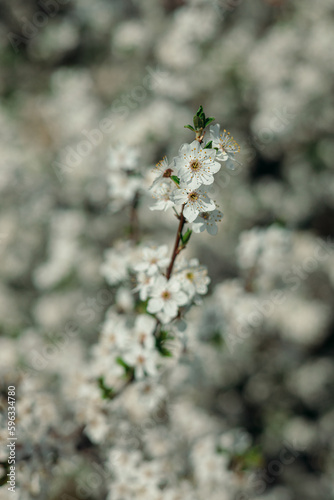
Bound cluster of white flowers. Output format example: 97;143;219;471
149;111;239;235
133;247;210;324
95;108;240;391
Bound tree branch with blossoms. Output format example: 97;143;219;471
98;106;240;399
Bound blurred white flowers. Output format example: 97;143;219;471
147;275;188;323
134;245;170;276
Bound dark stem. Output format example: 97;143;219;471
166;204;186;280
129;191;140;242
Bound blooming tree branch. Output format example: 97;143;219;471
99;106;241;397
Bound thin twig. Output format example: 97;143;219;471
166;204;186;280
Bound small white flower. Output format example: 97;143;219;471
149;180;176;212
134;245;170;276
133;314;156;350
172;185;215;223
115;287;134;312
191;209;224;235
147;275;188;323
174;140;220;188
150;156;176;188
108;144;139;171
133;272;155;300
100;313;131;350
108;171;141;212
123;345;159;380
210;123;240;168
101;247;129;285
176;258;210;298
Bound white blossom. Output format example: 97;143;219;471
123;344;159;379
133;314;156;350
100;313;131;351
108;171;141;212
176;258;210;298
150;156;176;188
150;180;176;212
191;209;224;235
175;140;221;188
147;275;188;323
133;272;156;301
101;241;137;285
210;123;240;167
172;185;215;223
134;245;170;276
108;143;139;171
101;247;129;285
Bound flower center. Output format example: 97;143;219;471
142;383;152;394
200;211;210;220
161;290;171;300
186;272;194;281
189;191;199;201
163;168;173;178
137;355;146;365
139;332;147;343
189;159;201;171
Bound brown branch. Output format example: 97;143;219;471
166;204;186;280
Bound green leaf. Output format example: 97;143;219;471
196;105;204;117
241;446;263;468
205;117;215;127
170;175;180;185
203;140;213;149
181;228;192;245
193;115;201;129
97;377;114;399
155;330;174;357
135;298;149;314
187;107;212;132
159;347;173;357
116;357;133;376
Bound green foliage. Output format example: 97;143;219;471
135;299;149;314
181;228;192;246
185;106;215;133
97;377;114;399
155;330;174;357
116;357;134;377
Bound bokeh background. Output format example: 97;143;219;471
1;0;334;499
